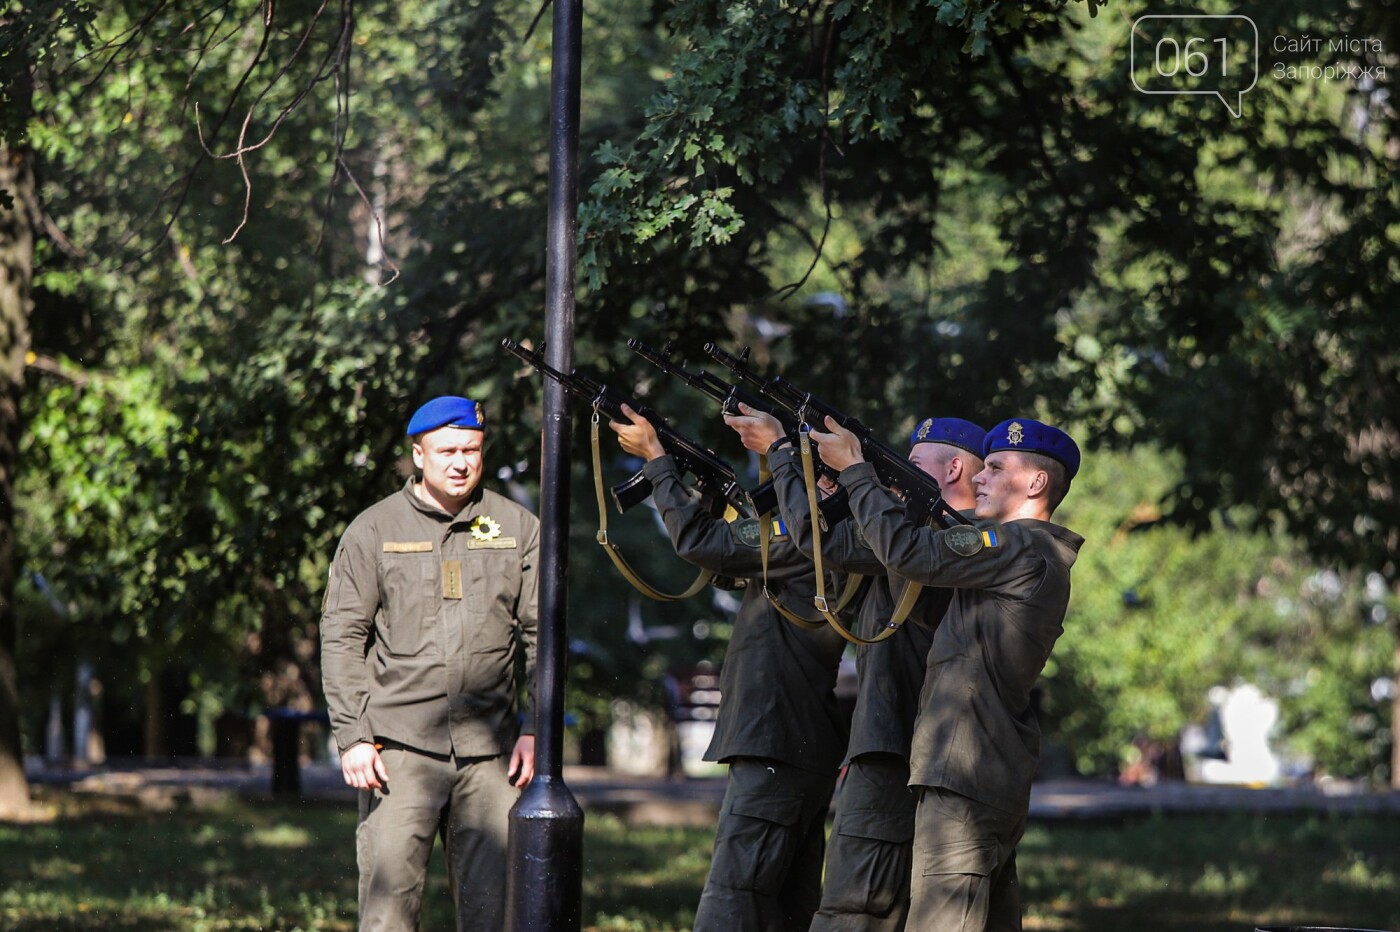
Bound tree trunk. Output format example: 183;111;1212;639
0;139;37;817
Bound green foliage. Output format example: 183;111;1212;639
11;0;699;741
6;0;1397;786
0;1;97;150
581;0;1400;579
1049;446;1394;780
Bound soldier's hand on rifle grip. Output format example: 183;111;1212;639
724;403;787;454
610;403;667;461
807;416;865;472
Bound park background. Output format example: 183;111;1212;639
0;0;1398;929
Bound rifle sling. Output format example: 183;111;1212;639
591;414;715;601
801;431;923;646
757;452;828;630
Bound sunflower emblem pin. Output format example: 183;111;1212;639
469;515;502;542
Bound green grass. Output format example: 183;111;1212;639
1019;813;1400;931
2;795;1398;931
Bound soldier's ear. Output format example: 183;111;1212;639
1026;469;1049;498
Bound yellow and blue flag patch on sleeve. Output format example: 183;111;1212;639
944;524;1002;557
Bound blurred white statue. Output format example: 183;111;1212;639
1198;683;1281;787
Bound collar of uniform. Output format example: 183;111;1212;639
1045;521;1085;556
1000;517;1085;558
400;477;485;520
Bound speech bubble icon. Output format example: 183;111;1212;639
1130;14;1259;118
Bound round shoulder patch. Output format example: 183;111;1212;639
731;518;761;548
944;525;984;557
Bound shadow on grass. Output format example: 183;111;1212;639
7;795;1400;932
0;798;360;930
1021;812;1400;932
582;814;711;931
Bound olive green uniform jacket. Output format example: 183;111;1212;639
767;446;947;761
769;448;952;931
840;461;1083;813
641;456;848;776
320;480;539;758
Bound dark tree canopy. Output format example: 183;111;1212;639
581;0;1400;577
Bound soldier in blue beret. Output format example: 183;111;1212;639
322;395;539;932
611;402;850;932
981;417;1080;505
726;406;987;932
808;413;1083;932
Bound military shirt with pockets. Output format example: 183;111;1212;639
640;456;848;776
767;445;950;762
839;460;1084;813
321;480;539;759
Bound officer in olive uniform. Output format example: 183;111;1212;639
321;396;539;932
611;404;848;932
727;409;985;932
808;416;1083;932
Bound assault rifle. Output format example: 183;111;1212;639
627;339;850;525
627;338;779;421
502;338;749;518
703;343;973;530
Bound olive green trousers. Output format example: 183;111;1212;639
810;753;918;932
693;756;839;932
908;786;1027;932
355;745;519;932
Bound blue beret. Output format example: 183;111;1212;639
406;396;486;437
909;417;987;457
983;418;1079;479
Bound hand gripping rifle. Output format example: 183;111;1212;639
503;338;748;601
629;339;867;633
704;343;972;646
625;339;849;525
703;343;971;531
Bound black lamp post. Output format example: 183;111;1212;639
505;0;585;925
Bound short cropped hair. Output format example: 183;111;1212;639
1021;451;1070;513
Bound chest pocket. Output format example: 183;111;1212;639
462;547;523;636
377;551;440;656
